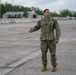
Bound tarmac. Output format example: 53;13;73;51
0;20;76;75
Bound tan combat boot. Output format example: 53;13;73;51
42;66;47;72
52;66;56;72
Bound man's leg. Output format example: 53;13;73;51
41;40;48;71
48;40;57;72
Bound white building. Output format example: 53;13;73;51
27;10;38;18
53;16;75;20
3;12;24;18
37;15;44;19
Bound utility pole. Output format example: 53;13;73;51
0;0;1;18
12;0;14;12
60;6;62;17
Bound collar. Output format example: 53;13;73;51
43;17;52;21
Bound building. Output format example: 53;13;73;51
53;16;75;20
27;10;38;18
3;12;24;18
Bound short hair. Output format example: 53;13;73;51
43;9;49;13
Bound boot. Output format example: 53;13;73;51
42;66;47;72
52;66;56;72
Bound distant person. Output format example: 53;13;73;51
29;9;61;72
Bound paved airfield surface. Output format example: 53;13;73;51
0;20;76;75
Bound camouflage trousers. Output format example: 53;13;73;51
41;40;57;67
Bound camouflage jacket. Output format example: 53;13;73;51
31;17;61;40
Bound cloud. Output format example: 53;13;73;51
14;0;34;7
1;0;76;12
32;0;57;5
61;0;76;11
2;0;12;3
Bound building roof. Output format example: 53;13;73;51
27;10;38;15
3;12;24;16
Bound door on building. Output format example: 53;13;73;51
33;15;37;18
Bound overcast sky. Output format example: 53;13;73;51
2;0;76;12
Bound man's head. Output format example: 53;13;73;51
43;9;50;18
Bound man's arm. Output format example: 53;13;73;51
54;20;61;44
29;20;41;33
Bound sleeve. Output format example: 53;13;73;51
31;20;41;32
54;20;61;41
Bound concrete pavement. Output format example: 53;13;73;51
0;20;76;75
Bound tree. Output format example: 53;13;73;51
60;9;73;17
18;14;21;18
73;12;76;18
51;12;59;17
31;7;43;15
1;3;76;18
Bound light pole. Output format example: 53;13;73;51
60;6;62;17
0;0;1;18
12;0;14;12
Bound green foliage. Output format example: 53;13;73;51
31;7;43;15
8;14;22;18
51;12;59;17
1;3;31;18
73;12;76;18
18;14;21;18
0;3;76;18
60;9;72;17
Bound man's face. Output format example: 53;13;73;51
44;10;50;18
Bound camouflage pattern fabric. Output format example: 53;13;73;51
41;40;57;66
31;17;61;66
32;17;61;41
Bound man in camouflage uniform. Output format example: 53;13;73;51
29;9;61;72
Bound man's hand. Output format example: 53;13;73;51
29;28;32;33
54;39;58;44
